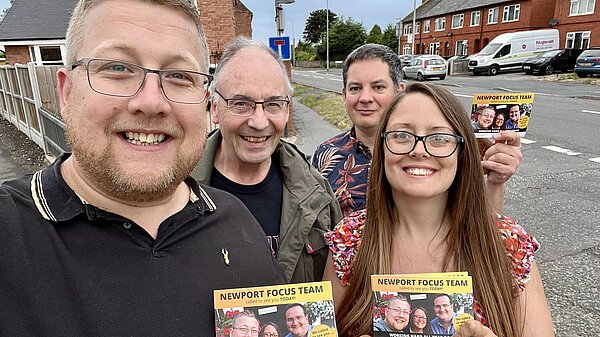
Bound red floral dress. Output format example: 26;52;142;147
325;209;540;325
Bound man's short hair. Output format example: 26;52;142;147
65;0;209;69
342;43;403;90
433;293;452;304
209;36;293;97
232;310;259;327
284;303;307;316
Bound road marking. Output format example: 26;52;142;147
454;94;473;98
521;138;536;144
313;75;324;79
328;78;343;82
590;157;600;163
582;109;600;115
542;146;581;156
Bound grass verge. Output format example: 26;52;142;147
299;90;351;130
546;73;599;85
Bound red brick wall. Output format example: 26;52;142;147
5;45;31;65
197;0;253;62
234;3;253;38
197;0;236;57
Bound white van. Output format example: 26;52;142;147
468;29;559;76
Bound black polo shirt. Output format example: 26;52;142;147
0;154;283;337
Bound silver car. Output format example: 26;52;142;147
402;55;447;81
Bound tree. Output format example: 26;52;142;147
320;17;366;61
0;0;14;22
303;9;337;45
381;23;399;53
366;24;383;45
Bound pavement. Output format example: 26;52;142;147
283;92;343;157
0;139;35;183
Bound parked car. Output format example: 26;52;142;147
574;48;600;78
402;55;447;81
399;54;415;67
522;48;584;75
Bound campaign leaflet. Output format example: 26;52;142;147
371;273;473;337
214;281;337;337
470;93;535;138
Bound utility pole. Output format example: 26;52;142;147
326;0;330;72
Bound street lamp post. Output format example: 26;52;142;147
411;0;416;55
287;18;295;66
326;0;330;72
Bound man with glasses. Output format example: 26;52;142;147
194;37;341;283
0;1;282;335
313;44;523;216
231;311;261;337
374;296;411;332
284;303;313;337
471;107;496;130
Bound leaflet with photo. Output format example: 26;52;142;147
371;273;474;337
470;93;535;138
214;281;337;337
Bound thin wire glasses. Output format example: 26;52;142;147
263;333;279;337
215;89;290;117
232;326;260;336
70;58;212;104
382;131;464;158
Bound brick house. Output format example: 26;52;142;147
400;0;598;57
553;0;599;49
0;0;252;66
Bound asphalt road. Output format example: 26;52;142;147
293;69;600;337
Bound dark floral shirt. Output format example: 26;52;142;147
312;127;372;217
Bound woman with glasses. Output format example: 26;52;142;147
323;83;554;337
409;307;432;334
260;322;281;337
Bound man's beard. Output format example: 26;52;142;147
63;106;202;203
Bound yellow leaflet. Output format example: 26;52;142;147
473;93;535;104
371;275;472;293
214;281;332;308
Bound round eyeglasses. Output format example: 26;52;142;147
382;131;464;158
70;58;212;104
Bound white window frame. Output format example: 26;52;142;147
456;40;468;56
403;45;411;55
430;42;440;55
28;44;66;66
565;31;591;49
569;0;595;15
403;24;412;36
435;17;446;31
423;20;430;33
415;22;420;34
470;11;480;26
452;14;464;29
488;7;499;24
502;4;520;22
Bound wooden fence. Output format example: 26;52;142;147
0;63;67;156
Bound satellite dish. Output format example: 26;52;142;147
549;19;559;26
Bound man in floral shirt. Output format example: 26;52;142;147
312;44;523;216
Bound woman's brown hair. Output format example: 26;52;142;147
334;82;519;337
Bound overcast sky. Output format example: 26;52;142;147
242;0;414;44
0;0;416;44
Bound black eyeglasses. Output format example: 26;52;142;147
381;131;464;158
70;58;212;104
214;89;290;116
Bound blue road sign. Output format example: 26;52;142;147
269;36;291;61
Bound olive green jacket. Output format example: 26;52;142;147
194;130;342;283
